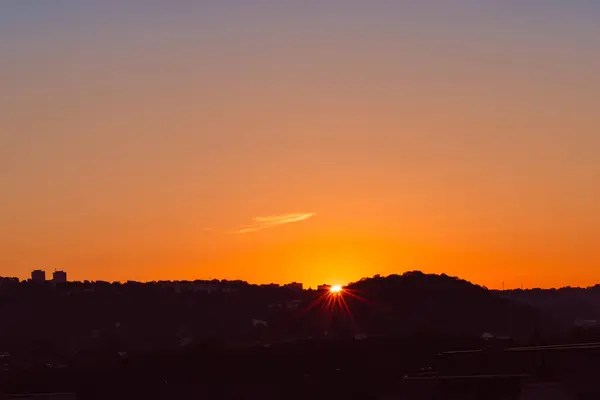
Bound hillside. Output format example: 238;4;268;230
497;285;600;326
333;271;562;340
0;272;565;357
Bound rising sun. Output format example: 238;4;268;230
330;285;343;294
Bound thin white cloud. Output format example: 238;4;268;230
231;226;265;234
231;212;316;234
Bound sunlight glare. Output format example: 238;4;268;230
330;285;342;294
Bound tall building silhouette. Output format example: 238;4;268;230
53;270;67;283
31;269;46;283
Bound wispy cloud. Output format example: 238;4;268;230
231;212;316;234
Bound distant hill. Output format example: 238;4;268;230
0;272;566;357
497;285;600;327
333;271;562;340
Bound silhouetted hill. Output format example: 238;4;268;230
0;272;581;399
498;285;600;326
335;272;562;340
0;272;565;365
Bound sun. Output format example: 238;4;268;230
330;285;343;294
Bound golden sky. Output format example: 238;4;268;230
1;2;599;288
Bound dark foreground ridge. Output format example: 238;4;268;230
4;339;600;399
1;272;599;399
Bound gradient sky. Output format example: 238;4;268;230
1;1;599;288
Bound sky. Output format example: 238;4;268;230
1;1;599;289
